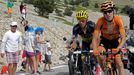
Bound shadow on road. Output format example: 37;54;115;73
55;72;69;75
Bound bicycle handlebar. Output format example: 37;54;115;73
73;50;93;54
100;49;121;56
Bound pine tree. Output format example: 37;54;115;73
33;0;56;17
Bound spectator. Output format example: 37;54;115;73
43;40;53;72
23;20;29;31
20;50;26;72
21;4;27;24
7;0;13;18
20;2;24;14
34;27;45;74
24;26;37;74
0;21;22;75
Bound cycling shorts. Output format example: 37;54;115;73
100;36;119;51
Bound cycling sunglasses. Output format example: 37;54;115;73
11;25;17;27
78;19;87;23
103;10;113;14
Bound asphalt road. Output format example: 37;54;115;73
13;64;133;75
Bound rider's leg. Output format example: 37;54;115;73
96;45;106;71
115;54;126;75
96;55;105;71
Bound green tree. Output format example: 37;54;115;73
23;0;34;4
82;0;89;7
33;0;55;17
63;7;73;16
69;0;82;5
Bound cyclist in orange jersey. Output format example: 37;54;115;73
93;1;126;75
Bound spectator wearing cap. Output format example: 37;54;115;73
0;22;22;75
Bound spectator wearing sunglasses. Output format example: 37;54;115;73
0;21;22;75
93;1;126;75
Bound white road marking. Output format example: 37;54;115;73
52;65;68;69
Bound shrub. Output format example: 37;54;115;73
63;7;73;16
121;5;131;14
55;9;64;17
12;0;17;2
33;0;55;17
82;0;89;7
94;3;99;8
23;0;34;4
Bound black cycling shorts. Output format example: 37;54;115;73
100;36;119;50
82;41;92;51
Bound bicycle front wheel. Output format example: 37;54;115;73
89;69;94;75
83;64;95;75
83;63;89;75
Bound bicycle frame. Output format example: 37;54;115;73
102;49;120;75
73;50;81;69
82;50;94;75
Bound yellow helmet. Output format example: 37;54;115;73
100;1;115;12
76;10;88;20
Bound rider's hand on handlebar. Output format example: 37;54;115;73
93;50;100;56
112;48;119;54
71;41;77;50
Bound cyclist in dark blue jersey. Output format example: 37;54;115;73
71;10;100;75
72;10;95;50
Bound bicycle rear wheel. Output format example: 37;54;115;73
104;69;111;75
68;60;74;75
112;69;118;75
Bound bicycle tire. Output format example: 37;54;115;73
83;63;89;75
68;60;74;75
112;63;118;75
104;69;111;75
82;63;95;75
112;69;118;75
89;69;94;75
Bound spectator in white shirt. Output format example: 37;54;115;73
43;40;53;72
24;26;37;74
0;21;22;75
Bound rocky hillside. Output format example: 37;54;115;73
0;1;130;66
0;1;72;65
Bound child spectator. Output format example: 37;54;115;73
43;40;53;72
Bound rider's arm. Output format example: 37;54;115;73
117;16;126;50
93;31;100;51
92;18;102;52
72;25;79;49
90;21;96;49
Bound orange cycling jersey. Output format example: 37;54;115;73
94;15;125;40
